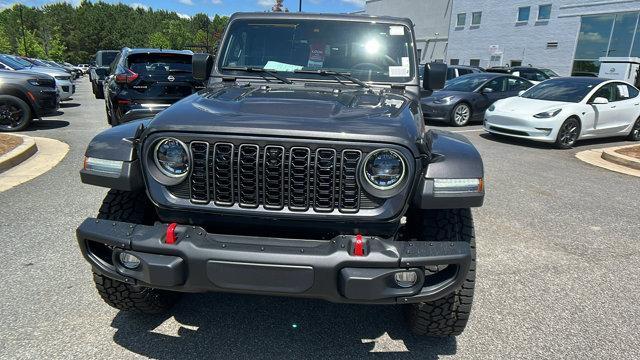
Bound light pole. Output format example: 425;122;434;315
299;0;302;12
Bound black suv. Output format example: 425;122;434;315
0;70;59;131
90;50;119;99
103;48;204;126
77;13;484;337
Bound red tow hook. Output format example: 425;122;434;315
353;234;365;256
165;223;178;244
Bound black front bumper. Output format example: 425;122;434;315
77;218;471;304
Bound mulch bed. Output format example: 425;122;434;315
0;134;23;157
616;145;640;160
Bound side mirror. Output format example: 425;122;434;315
518;90;526;96
423;62;447;91
591;97;609;105
481;87;494;93
193;53;214;82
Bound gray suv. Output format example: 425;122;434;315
0;70;59;131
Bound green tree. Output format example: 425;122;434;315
148;32;171;49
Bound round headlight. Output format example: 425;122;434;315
363;149;406;190
154;138;190;178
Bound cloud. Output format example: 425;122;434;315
257;0;273;7
178;0;194;5
177;12;191;19
341;0;365;5
130;2;149;10
211;0;222;4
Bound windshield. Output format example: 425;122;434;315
0;55;26;70
100;52;118;66
541;69;559;77
219;18;415;83
521;79;597;103
29;58;48;66
126;53;192;75
444;74;493;92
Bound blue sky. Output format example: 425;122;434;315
2;0;366;17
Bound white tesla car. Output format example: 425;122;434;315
484;77;640;148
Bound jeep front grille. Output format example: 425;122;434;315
185;142;366;213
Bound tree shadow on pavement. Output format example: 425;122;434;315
110;293;457;360
23;119;70;131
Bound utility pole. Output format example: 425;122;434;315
299;0;302;12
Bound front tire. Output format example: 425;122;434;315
0;95;32;132
92;190;180;314
405;209;476;337
450;103;471;127
628;117;640;141
555;117;580;149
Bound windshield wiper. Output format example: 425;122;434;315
293;69;370;89
222;66;292;84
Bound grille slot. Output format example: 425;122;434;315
263;146;285;210
184;141;374;213
237;144;260;208
288;147;311;211
339;150;362;212
189;142;209;203
212;143;234;206
314;148;337;212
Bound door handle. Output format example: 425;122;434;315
611;105;617;109
634;103;639;106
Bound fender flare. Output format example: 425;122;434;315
80;119;152;191
412;130;485;209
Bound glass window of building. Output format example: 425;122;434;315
457;13;466;27
609;12;639;56
450;59;460;65
470;59;480;67
472;12;482;26
518;7;530;22
538;5;552;20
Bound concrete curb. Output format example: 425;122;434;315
575;146;640;178
0;135;38;173
601;145;640;170
0;136;69;192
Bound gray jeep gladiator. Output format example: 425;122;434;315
77;12;484;337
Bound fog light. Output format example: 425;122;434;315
119;252;141;269
394;271;418;288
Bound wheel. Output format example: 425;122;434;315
0;95;32;132
405;209;476;337
555;117;580;149
628;117;640;141
92;190;180;314
105;101;116;126
450;103;471;127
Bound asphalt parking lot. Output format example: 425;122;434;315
1;78;639;359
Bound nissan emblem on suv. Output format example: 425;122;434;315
167;75;175;82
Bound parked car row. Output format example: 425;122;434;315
92;47;203;126
0;54;76;101
421;63;640;148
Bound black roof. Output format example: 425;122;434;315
123;48;193;55
229;12;414;27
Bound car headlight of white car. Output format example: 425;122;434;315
533;109;562;118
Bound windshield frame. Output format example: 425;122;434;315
214;14;419;87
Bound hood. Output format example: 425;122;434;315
18;66;69;77
422;89;468;102
0;69;53;81
146;83;423;155
495;96;567;114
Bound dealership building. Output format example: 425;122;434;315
365;0;640;76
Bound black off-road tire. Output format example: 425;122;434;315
92;190;180;314
405;209;476;337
